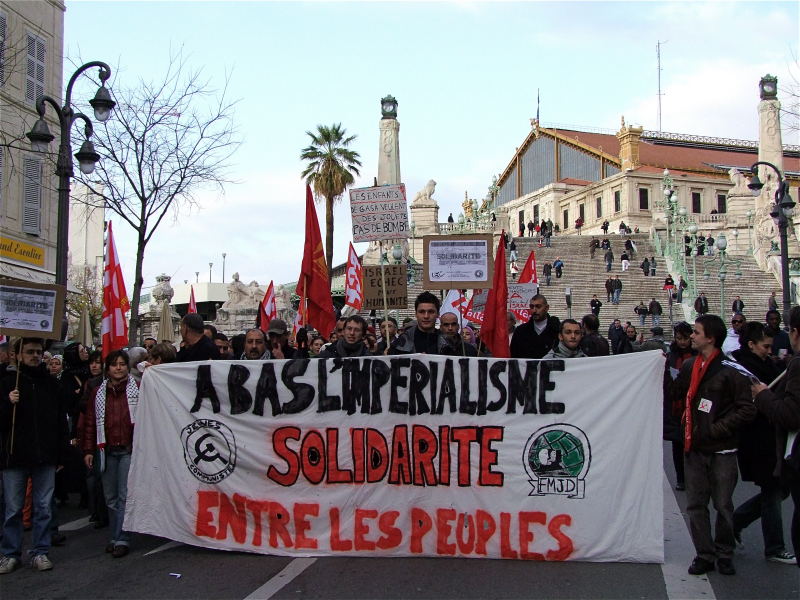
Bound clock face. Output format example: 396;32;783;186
764;83;776;93
382;102;394;113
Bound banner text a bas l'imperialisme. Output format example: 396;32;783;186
125;352;665;563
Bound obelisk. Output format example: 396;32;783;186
756;75;784;211
377;95;401;185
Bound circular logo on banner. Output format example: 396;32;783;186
522;424;591;499
40;319;50;329
181;419;237;484
474;269;484;278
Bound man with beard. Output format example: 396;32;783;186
510;294;560;359
722;314;746;358
241;328;271;360
318;316;372;359
440;312;477;357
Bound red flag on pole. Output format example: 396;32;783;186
518;250;538;284
295;185;336;338
292;289;306;339
188;286;197;313
344;242;363;311
101;221;130;359
480;232;510;358
263;281;277;321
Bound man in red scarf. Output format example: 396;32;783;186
671;315;756;576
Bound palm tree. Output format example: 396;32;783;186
300;124;362;281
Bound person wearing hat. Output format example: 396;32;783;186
266;319;293;360
634;326;669;353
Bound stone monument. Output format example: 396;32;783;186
214;273;267;335
139;273;180;343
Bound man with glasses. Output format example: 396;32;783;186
722;314;747;358
0;338;70;574
142;338;157;359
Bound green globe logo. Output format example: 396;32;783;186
528;430;586;477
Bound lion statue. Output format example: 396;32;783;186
412;180;436;204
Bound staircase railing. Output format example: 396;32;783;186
654;231;663;256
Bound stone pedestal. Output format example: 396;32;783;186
378;118;401;186
214;307;259;337
409;195;439;262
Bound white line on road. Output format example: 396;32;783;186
60;517;91;531
244;557;317;600
144;540;184;556
661;472;716;600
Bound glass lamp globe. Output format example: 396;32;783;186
392;243;403;262
746;209;752;218
688;224;698;235
716;234;727;251
679;206;687;216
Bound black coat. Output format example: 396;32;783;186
580;332;610;357
0;364;71;469
510;315;561;359
608;325;625;352
177;334;221;362
731;348;781;485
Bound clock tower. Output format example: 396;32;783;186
757;74;784;204
377;95;401;186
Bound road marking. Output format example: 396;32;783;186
661;472;716;600
244;557;317;600
60;517;91;531
144;540;184;556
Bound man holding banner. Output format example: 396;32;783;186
389;292;452;355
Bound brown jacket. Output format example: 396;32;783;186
671;352;756;453
82;380;134;454
755;355;800;477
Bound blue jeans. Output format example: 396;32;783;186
2;465;56;558
613;289;621;303
734;482;787;557
102;448;132;547
652;315;661;325
606;261;612;272
639;314;646;326
545;237;551;247
545;275;551;286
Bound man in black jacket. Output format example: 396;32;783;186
732;296;745;315
670;315;756;576
694;293;709;316
440;313;478;357
390;292;452;355
590;295;602;317
510;294;560;359
0;337;70;573
580;314;610;357
319;316;373;359
649;297;663;326
177;314;220;362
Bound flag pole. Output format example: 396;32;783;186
380;240;390;328
302;275;307;329
459;289;466;357
10;339;22;454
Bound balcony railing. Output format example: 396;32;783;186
439;221;498;234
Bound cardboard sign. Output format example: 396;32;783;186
362;265;408;310
350;184;409;243
125;352;665;562
0;279;66;340
423;234;494;290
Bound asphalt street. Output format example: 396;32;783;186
2;442;798;599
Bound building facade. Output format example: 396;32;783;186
0;0;66;286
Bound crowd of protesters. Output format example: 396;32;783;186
1;284;798;580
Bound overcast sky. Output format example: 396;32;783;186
63;1;799;297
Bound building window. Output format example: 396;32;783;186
717;194;727;214
0;12;7;88
533;204;539;224
26;33;46;105
596;197;602;218
22;155;42;235
614;190;621;212
638;188;649;210
692;192;702;213
579;203;585;223
563;209;569;230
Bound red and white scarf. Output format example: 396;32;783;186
684;350;720;452
95;375;139;450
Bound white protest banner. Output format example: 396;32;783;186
126;353;664;563
508;283;539;323
349;184;409;243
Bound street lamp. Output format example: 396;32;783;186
209;263;213;282
745;209;753;254
25;61;114;300
410;221;416;260
701;232;741;321
687;223;699;300
196;271;199;283
222;253;227;282
749;161;796;327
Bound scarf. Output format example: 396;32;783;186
336;338;367;357
553;341;583;358
684;350;719;452
95;375;139;451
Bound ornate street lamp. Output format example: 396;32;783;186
410;220;416;259
749;161;796;327
222;253;227;282
209;263;213;282
745;209;753;254
196;272;199;283
26;61;114;298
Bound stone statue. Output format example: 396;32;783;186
275;285;292;311
222;273;264;308
727;168;751;196
149;274;174;313
412;180;436;204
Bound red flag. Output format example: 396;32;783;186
263;281;277;321
293;290;306;339
518;250;538;284
101;221;130;359
295;185;336;337
188;286;197;314
344;243;363;311
464;294;485;324
480;232;510;358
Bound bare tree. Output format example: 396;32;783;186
779;52;799;137
70;50;242;344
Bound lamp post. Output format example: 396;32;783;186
222;253;227;282
410;221;416;260
659;169;679;258
488;175;500;211
25;62;115;328
196;271;199;283
748;161;796;328
457;213;465;233
209;263;213;283
687;223;699;300
745;209;753;254
702;233;742;322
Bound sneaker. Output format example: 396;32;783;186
688;556;715;575
767;551;797;564
31;555;53;571
717;558;736;575
734;530;744;549
0;557;21;574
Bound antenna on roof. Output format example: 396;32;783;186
657;40;667;132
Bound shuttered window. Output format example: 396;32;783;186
22;155;42;235
26;33;45;104
0;12;7;87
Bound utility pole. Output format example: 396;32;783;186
657;40;667;132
